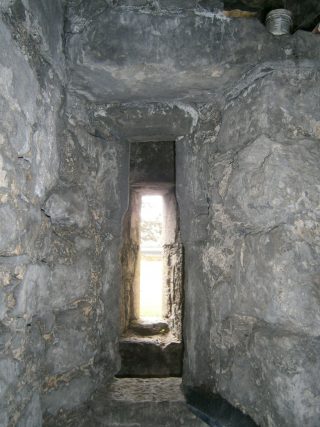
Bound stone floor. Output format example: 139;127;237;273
91;378;207;426
44;378;207;427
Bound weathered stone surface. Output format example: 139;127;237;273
2;1;320;426
224;136;320;229
0;1;64;424
45;309;95;376
44;191;90;228
234;224;320;336
32;109;60;199
50;260;91;306
37;100;129;419
219;69;320;153
16;393;42;427
0;358;21;400
129;320;170;336
0;358;22;427
66;1;320;102
118;333;182;377
176;74;320;426
245;329;320;427
14;263;51;320
2;0;66;78
43;378;208;426
14;259;91;321
130;141;175;184
0;205;19;255
43;376;97;416
90;378;207;426
93;103;196;142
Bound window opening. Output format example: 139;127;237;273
139;195;164;319
119;141;183;377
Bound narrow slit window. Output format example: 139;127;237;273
119;140;183;377
139;194;164;319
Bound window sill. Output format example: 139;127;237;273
129;319;169;336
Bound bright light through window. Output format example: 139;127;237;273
139;195;164;319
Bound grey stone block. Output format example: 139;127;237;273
15;257;92;318
0;205;19;255
43;376;97;416
224;136;320;228
46;309;96;375
17;393;42;427
0;358;21;399
14;263;51;320
44;191;89;228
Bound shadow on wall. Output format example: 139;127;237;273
186;388;258;427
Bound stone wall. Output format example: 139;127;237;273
42;94;129;419
0;2;129;424
1;0;320;425
65;77;320;425
0;1;65;425
177;69;320;426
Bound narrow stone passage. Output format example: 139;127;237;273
2;1;320;425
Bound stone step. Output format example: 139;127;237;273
118;334;182;377
89;378;207;427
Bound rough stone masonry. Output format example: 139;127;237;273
0;1;320;426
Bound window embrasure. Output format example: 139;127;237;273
120;142;183;341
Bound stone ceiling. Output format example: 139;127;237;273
66;0;320;104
